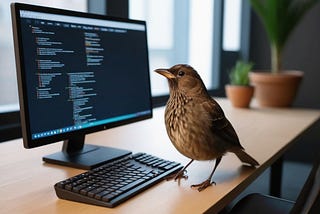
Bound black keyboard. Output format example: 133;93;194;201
54;153;182;207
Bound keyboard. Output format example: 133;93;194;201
54;153;182;208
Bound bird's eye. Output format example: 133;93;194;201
178;70;185;77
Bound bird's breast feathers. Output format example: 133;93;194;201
165;97;225;160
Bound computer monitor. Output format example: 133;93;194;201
11;3;152;170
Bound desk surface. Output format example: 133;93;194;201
1;98;320;214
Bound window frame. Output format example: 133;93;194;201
0;0;250;142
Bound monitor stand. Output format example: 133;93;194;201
43;135;131;170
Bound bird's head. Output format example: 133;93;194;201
155;64;209;97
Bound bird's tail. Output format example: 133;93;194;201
234;149;259;166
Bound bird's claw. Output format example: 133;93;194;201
191;179;216;192
166;169;188;181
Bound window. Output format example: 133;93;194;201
223;0;242;51
129;0;215;96
128;0;246;100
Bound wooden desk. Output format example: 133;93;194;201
1;98;319;214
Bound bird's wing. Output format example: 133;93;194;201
201;98;243;149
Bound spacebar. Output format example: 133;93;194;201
119;178;146;192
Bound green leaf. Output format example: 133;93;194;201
229;61;253;86
249;0;319;73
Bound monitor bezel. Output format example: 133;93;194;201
11;3;153;149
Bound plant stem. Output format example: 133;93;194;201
271;43;281;74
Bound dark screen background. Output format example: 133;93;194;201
19;16;151;135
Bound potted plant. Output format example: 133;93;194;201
249;0;319;107
225;60;254;108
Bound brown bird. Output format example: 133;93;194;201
155;64;259;191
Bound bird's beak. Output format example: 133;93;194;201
154;69;175;79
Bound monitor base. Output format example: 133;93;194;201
43;144;131;170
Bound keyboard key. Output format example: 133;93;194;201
119;178;146;192
72;184;88;193
94;190;111;200
87;187;106;198
102;192;118;202
80;186;96;195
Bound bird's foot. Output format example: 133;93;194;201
191;179;216;192
166;169;188;182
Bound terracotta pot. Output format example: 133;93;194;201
249;71;303;107
225;85;254;108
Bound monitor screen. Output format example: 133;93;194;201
11;3;152;169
